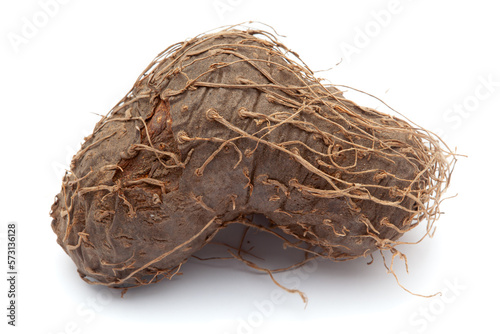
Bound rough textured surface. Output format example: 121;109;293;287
50;28;454;288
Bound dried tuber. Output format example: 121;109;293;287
50;27;454;289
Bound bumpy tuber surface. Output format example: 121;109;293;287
50;27;454;289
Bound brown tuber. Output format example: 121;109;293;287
50;27;455;290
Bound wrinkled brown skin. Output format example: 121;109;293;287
51;30;429;288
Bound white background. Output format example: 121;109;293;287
1;0;498;333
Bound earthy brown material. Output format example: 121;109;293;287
50;27;454;289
